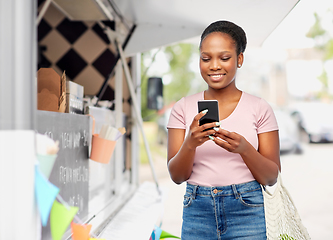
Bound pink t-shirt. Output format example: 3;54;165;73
167;91;278;186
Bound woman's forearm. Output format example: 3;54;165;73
167;139;196;184
240;146;280;186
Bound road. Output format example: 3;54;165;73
279;143;333;239
139;142;333;239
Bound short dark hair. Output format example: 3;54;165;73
200;20;247;55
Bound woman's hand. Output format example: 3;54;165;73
184;110;219;150
210;127;250;154
210;127;281;185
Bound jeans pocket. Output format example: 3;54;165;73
183;191;193;208
239;188;264;207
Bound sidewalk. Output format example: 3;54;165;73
139;148;185;239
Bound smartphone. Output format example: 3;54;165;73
198;100;219;130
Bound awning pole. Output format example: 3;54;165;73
116;40;161;195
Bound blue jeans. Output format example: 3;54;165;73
181;181;267;240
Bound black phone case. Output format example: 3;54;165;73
198;100;219;127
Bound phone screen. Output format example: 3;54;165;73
198;100;219;128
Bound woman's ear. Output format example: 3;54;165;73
237;53;244;68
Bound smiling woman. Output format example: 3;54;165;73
166;20;281;239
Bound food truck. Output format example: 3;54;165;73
0;0;299;239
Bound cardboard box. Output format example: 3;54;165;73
65;81;84;114
37;68;66;113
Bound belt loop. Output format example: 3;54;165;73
192;185;198;199
232;184;239;199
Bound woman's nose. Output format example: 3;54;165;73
210;59;221;70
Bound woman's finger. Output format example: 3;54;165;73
194;109;208;122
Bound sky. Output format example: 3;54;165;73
145;0;333;98
263;0;332;49
263;0;333;98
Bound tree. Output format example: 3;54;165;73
140;43;197;120
306;10;333;99
163;43;196;105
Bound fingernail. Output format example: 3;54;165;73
201;109;208;114
208;135;214;141
215;122;221;126
213;127;220;131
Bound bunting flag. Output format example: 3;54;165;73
160;229;181;239
71;222;92;240
50;201;78;240
37;154;57;179
34;165;59;226
150;226;180;240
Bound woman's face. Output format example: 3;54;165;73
199;32;243;90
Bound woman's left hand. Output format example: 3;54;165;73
211;127;250;154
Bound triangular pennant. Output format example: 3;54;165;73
37;154;57;179
152;225;162;240
71;222;92;240
160;230;180;239
50;201;78;240
34;166;59;226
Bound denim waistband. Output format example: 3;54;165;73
185;180;261;198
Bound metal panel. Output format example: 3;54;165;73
0;0;38;239
36;111;90;240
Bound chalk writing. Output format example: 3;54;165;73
59;166;89;184
68;194;84;214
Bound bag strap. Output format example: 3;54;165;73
261;171;282;197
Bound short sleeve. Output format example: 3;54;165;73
256;99;279;134
167;97;186;129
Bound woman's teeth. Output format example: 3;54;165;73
211;74;223;80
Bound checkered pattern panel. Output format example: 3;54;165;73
38;2;118;97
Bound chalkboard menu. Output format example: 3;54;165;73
36;110;90;239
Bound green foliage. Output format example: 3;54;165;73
140;43;197;120
306;13;326;40
140;50;161;121
306;10;333;100
163;43;196;105
324;39;333;60
306;11;333;59
279;234;296;240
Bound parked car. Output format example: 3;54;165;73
290;102;333;143
274;108;303;154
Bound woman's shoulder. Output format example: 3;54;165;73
173;91;204;108
242;92;271;108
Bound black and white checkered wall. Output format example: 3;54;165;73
38;1;118;99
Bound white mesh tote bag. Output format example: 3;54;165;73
262;172;311;240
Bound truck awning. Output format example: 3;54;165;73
114;0;300;56
51;0;300;55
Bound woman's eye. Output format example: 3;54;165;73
222;57;230;61
202;58;210;62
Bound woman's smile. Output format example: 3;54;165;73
208;73;226;82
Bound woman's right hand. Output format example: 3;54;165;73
184;110;219;150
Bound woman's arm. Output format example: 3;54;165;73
167;111;218;184
167;128;194;184
212;129;280;186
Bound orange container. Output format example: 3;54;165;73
90;134;116;164
88;115;116;164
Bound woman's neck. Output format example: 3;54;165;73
204;85;242;104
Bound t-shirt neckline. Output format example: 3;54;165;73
200;91;244;122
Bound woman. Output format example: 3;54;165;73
167;20;280;239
